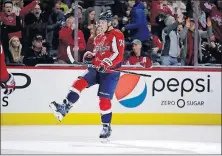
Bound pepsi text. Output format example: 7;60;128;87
152;75;211;97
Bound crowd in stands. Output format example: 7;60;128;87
0;0;221;67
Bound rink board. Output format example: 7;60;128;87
1;67;221;125
1;113;221;125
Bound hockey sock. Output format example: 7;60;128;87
66;90;80;104
99;97;112;124
101;113;112;125
66;78;88;104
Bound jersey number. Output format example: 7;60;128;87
119;40;124;46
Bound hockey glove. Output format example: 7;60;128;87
98;58;113;73
82;51;95;64
1;73;15;95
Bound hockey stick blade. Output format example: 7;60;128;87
67;46;75;63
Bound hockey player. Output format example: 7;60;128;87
49;10;125;140
0;42;15;95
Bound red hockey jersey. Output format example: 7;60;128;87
127;56;152;68
92;29;125;68
0;43;9;82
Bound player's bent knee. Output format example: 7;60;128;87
72;78;88;93
99;97;111;112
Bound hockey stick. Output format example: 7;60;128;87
67;46;151;77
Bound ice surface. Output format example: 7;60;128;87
1;125;221;154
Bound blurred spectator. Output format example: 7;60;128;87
56;0;69;14
24;4;48;51
0;0;40;60
201;35;222;64
94;0;114;21
185;0;206;31
119;16;129;37
86;25;102;52
184;1;207;30
65;3;83;27
46;2;65;51
145;0;152;19
201;0;222;43
124;39;152;68
57;16;86;64
23;34;54;66
123;0;151;42
122;0;152;55
177;23;185;65
12;0;23;16
148;24;163;63
143;1;149;19
150;0;173;40
112;15;119;29
126;6;131;17
179;17;213;66
8;36;24;64
171;0;186;17
77;5;84;25
64;0;74;8
161;14;184;66
82;7;95;42
0;0;220;67
128;0;135;8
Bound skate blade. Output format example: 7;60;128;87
49;103;63;122
100;138;110;143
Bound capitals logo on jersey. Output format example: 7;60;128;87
94;35;110;55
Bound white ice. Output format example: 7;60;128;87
1;125;221;154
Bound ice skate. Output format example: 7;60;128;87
49;99;72;122
99;124;112;143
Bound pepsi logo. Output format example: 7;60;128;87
115;74;147;108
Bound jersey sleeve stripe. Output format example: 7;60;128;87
109;36;119;61
0;45;2;54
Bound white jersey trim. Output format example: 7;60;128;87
70;87;81;95
100;109;112;115
109;36;119;61
0;45;2;54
